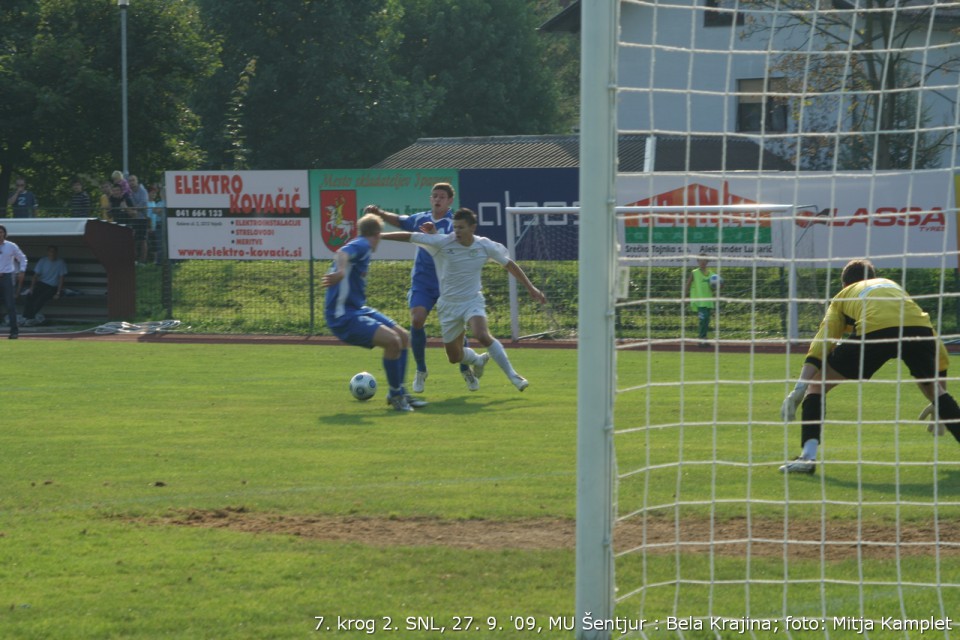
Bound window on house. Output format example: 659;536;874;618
737;78;789;132
704;0;744;27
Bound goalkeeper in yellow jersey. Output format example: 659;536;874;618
779;259;958;474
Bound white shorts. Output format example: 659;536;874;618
436;295;487;344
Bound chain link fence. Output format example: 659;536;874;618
134;258;960;342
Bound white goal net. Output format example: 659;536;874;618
575;1;960;638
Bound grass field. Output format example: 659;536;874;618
1;340;958;639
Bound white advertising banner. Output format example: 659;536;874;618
618;171;958;268
164;171;310;260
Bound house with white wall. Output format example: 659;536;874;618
543;0;960;170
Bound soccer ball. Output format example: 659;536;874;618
349;371;377;401
709;273;723;286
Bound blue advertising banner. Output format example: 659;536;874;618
459;168;580;259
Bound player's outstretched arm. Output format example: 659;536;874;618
380;231;414;242
781;363;820;421
504;260;546;304
364;204;402;228
918;403;946;436
917;372;948;436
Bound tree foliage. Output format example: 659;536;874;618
0;0;217;208
1;0;575;206
532;0;580;133
394;0;565;138
193;0;429;170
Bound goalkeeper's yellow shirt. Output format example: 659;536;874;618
805;277;941;366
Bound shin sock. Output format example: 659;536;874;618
800;394;823;457
487;339;517;378
460;336;470;372
411;327;427;372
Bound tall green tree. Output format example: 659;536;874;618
194;0;429;170
395;0;565;138
533;0;580;133
0;0;217;208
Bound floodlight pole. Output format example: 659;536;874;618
119;0;130;176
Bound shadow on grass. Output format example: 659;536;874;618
321;395;528;424
415;395;527;415
823;467;960;498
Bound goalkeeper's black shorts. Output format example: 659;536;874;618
827;326;938;381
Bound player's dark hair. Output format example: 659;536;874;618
841;259;876;286
432;182;454;198
453;207;478;226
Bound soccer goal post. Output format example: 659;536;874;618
505;204;805;343
569;0;960;637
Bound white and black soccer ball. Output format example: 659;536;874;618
349;371;377;401
709;273;723;287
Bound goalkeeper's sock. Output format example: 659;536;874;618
936;392;960;444
486;339;517;378
800;394;823;453
410;327;427;372
459;336;470;373
802;439;819;461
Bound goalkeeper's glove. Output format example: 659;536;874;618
781;382;807;422
919;403;945;436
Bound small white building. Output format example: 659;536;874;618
542;0;960;170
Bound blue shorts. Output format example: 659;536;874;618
408;287;440;312
327;308;398;349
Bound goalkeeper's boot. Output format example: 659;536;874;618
779;457;816;475
511;374;530;392
462;368;480;392
412;370;428;393
472;352;490;379
388;392;414;412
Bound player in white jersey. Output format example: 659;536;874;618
381;207;546;391
364;182;477;393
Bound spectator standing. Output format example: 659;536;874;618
0;225;27;338
22;245;67;326
68;178;92;216
147;184;166;264
97;181;114;221
684;254;718;347
108;183;134;227
7;177;39;218
127;175;150;263
111;170;131;197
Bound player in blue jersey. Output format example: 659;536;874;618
365;182;477;394
323;213;425;412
